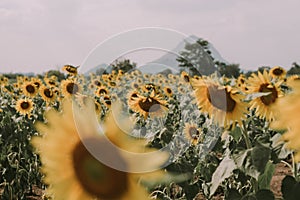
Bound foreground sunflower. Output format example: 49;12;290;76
271;80;300;161
192;78;247;127
15;98;34;116
39;85;56;104
32;99;170;199
128;90;168;119
247;70;282;121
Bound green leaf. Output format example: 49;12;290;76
258;161;275;190
230;126;243;142
255;189;275;200
251;144;271;173
210;155;236;197
225;188;242;200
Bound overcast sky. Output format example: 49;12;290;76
0;0;299;74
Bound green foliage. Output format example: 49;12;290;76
287;62;300;75
217;63;241;78
109;59;137;73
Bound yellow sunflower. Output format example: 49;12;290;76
184;123;202;145
62;65;79;76
94;86;109;97
32;99;170;199
31;77;43;89
180;71;190;83
61;80;82;97
128;90;168;119
163;86;173;98
271;80;300;161
15;99;34;116
22;81;38;97
40;85;56;103
247;70;282;121
269;66;286;79
192;78;247;127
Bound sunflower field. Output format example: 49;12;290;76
1;65;300;200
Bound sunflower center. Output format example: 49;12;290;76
183;75;190;83
94;80;101;86
20;101;30;109
259;83;278;105
138;97;161;112
43;88;53;98
189;127;199;139
26;85;36;94
72;138;128;199
34;82;41;88
66;83;79;94
166;88;172;94
206;86;236;112
273;68;284;76
99;89;107;95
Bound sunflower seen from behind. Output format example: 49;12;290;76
32;99;170;200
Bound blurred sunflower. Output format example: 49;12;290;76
184;123;202;145
62;65;78;76
271;80;300;161
247;70;282;121
102;95;112;108
16;99;34;115
269;66;286;79
128;91;168;119
40;85;56;103
180;71;190;83
31;77;43;89
22;81;38;97
32;99;170;199
95;86;109;97
192;78;247;127
163;86;173;98
61;80;82;97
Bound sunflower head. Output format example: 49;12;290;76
184;123;202;145
61;80;81;97
270;66;286;79
16;99;34;116
22;82;38;97
62;65;78;76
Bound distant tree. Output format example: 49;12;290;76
287;62;300;75
177;39;217;76
45;70;65;81
217;63;241;78
257;66;270;73
109;59;137;73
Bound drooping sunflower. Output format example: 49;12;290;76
15;99;34;115
271;80;300;161
192;78;247;127
61;80;82;97
269;66;286;79
128;90;168;119
247;70;282;121
40;85;56;103
22;81;38;97
32;99;170;199
183;123;202;145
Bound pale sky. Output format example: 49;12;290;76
0;0;299;74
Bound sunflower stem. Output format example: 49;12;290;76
241;121;251;149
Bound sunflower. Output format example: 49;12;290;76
184;123;202;145
128;90;168;119
22;81;38;97
61;80;82;97
31;77;43;89
44;77;57;87
247;70;282;121
15;99;34;116
32;99;170;199
40;85;56;103
271;80;300;161
131;82;140;89
102;95;112;108
163;86;173;98
180;71;190;83
192;78;247;127
94;86;109;97
269;66;286;79
62;65;79;76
